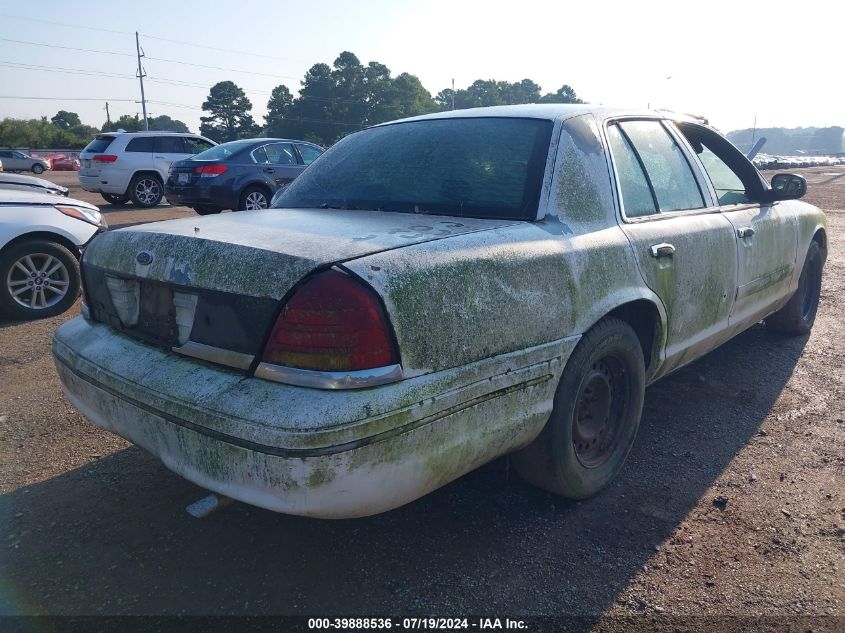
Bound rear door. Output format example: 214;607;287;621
153;136;191;179
263;143;302;187
675;122;798;328
606;118;738;375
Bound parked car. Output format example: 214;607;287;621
48;154;81;171
0;173;69;197
78;132;216;208
1;189;105;320
0;149;50;174
53;105;826;518
164;138;324;214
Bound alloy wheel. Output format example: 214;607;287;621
6;253;70;310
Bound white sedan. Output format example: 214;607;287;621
53;105;826;518
0;189;106;319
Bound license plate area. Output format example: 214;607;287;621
177;172;190;184
136;282;179;346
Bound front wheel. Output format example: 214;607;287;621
31;164;45;174
512;317;646;498
129;174;164;208
239;186;269;211
765;241;823;335
0;240;81;320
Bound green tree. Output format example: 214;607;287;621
539;85;583;104
200;81;260;142
148;115;190;133
265;85;294;137
50;110;82;131
102;114;144;132
286;63;337;144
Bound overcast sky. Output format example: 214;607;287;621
0;0;842;135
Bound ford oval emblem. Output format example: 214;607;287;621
136;251;154;266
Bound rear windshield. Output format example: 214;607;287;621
275;117;553;219
83;136;115;153
192;141;254;161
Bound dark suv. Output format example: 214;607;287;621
164;139;323;214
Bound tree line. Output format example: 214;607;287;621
0;50;583;149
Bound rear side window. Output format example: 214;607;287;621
251;146;269;164
125;137;154;152
265;143;297;165
616;120;704;213
153;136;186;154
83;136;115;153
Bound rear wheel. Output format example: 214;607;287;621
129;174;163;208
512;317;645;498
0;240;80;320
765;241;823;335
31;164;45;175
193;206;221;216
239;186;269;211
101;193;129;205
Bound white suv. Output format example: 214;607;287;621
79;132;216;207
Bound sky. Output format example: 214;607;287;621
0;0;842;135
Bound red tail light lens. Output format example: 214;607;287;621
195;164;228;177
262;270;398;372
92;154;118;163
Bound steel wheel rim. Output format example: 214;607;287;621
135;179;161;205
6;253;70;310
245;191;268;210
572;357;627;469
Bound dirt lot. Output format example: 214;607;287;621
1;169;843;628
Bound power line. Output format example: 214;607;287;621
0;13;132;36
0;37;134;57
0;96;137;102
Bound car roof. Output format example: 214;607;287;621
379;103;702;125
102;131;199;137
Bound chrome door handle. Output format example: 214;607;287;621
154;155;166;159
650;243;676;258
737;227;755;239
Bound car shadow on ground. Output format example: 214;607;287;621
0;324;807;621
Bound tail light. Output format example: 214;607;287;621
261;270;398;372
195;164;228;177
92;154;118;163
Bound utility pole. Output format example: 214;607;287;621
135;31;148;131
451;78;455;110
104;101;111;129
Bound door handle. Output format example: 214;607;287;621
263;167;274;174
154;155;166;159
650;243;676;258
737;227;755;239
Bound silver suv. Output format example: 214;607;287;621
0;150;50;174
79;132;216;207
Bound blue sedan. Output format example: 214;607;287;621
164;138;323;215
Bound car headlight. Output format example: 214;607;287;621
55;205;106;228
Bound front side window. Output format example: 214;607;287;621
677;123;763;205
617;120;705;213
277;117;553;220
297;144;323;165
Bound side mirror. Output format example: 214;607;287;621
768;173;807;201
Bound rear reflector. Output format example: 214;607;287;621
92;154;118;163
195;164;228;177
262;270;398;372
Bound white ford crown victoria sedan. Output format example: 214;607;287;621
52;105;826;518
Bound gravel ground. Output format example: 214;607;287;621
0;169;843;630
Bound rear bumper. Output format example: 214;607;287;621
79;173;129;195
52;317;572;517
164;182;235;210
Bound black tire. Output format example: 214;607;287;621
238;186;270;211
511;317;646;498
765;241;824;335
193;206;221;216
101;193;130;205
31;164;45;175
0;240;80;320
128;173;164;208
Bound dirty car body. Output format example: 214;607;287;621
52;105;827;518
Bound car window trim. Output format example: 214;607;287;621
604;116;713;223
611;122;661;216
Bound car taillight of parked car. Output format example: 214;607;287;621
92;155;118;163
195;164;228;178
261;270;399;372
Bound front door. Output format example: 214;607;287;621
675;123;798;327
606;119;738;376
263;143;303;187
